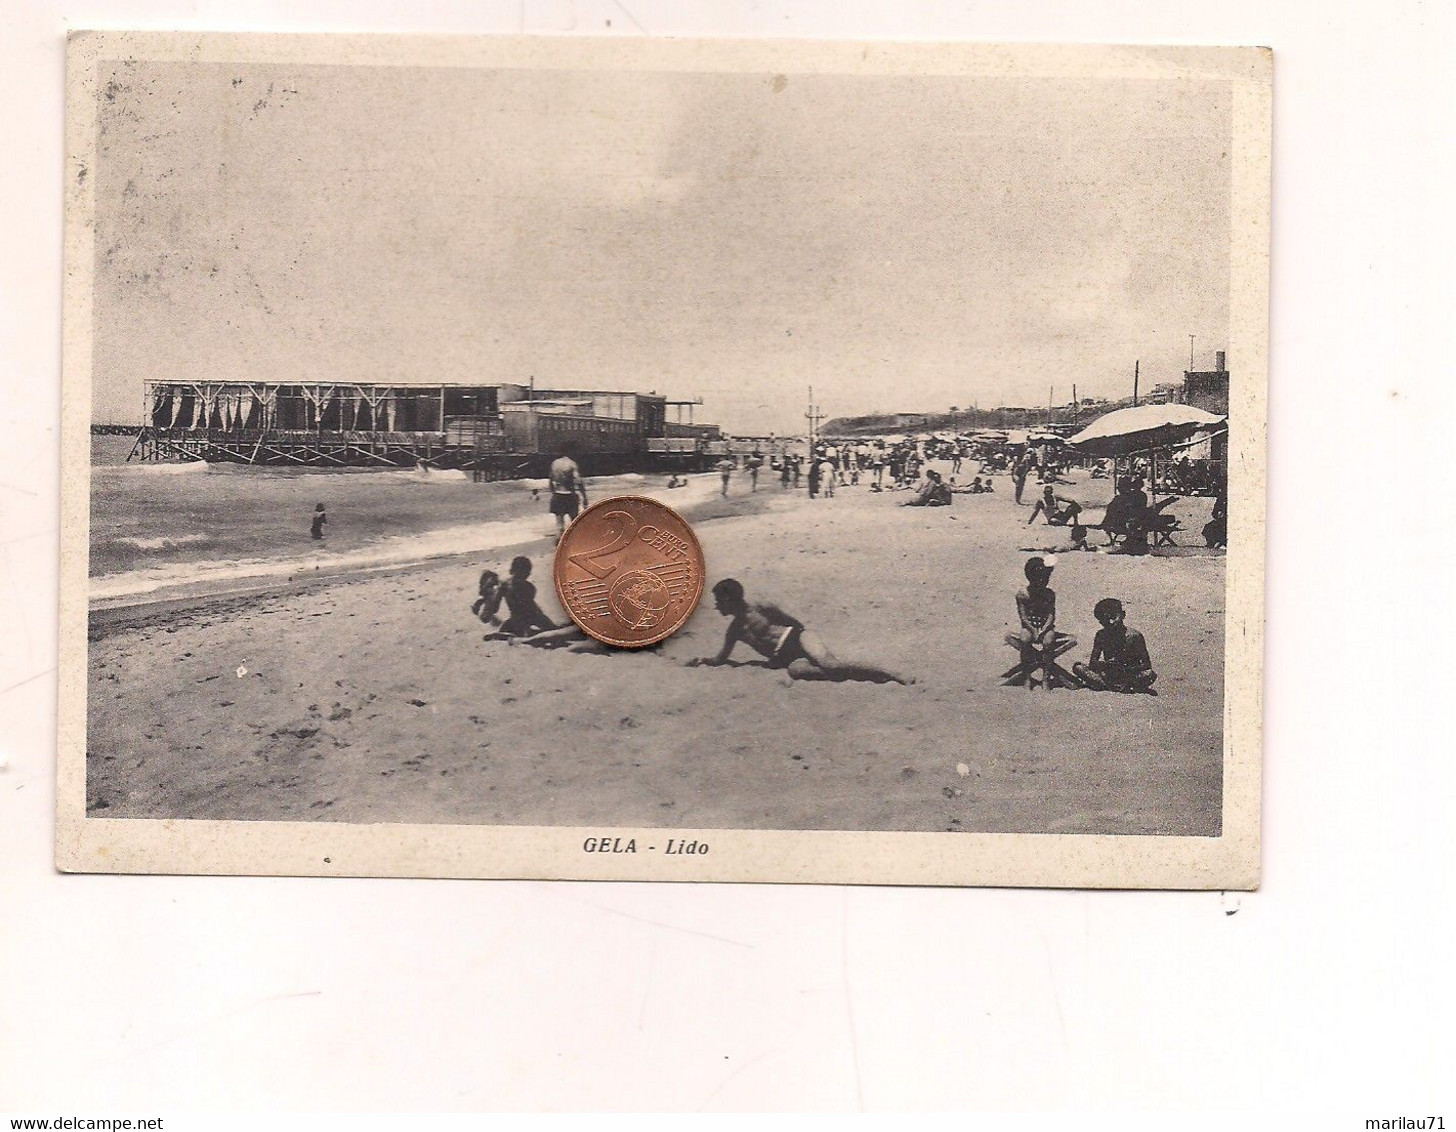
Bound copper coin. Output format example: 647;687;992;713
553;495;705;648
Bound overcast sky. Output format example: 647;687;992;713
92;60;1231;433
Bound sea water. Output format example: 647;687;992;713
88;436;725;608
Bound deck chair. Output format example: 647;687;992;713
1001;632;1083;691
1146;497;1182;547
1096;508;1135;548
1149;517;1181;546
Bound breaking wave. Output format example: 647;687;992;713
93;460;211;477
114;533;212;552
89;473;723;607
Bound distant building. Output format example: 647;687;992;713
1183;351;1230;415
1180;350;1230;471
530;387;668;438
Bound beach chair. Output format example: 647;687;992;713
1001;633;1083;691
1149;516;1182;547
1146;498;1182;547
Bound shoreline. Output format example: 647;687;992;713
87;483;782;635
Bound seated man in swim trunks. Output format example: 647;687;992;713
1203;486;1227;548
1027;484;1083;526
1096;478;1151;551
902;469;950;507
687;578;913;684
1072;598;1157;693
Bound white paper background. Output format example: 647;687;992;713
2;0;1452;1116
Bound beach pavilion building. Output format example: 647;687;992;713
129;379;716;476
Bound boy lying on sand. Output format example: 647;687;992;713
687;578;914;684
1021;523;1093;554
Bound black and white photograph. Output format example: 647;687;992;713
58;33;1268;885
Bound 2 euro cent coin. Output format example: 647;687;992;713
553;495;706;648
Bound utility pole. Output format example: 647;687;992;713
1133;360;1140;407
805;386;826;451
1189;335;1196;372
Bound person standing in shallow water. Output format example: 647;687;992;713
548;453;588;543
310;503;327;540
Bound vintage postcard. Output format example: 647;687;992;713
58;33;1269;887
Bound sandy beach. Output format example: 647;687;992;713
87;470;1224;836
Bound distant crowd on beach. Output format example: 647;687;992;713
698;436;1226;557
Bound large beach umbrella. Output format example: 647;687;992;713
1066;404;1226;458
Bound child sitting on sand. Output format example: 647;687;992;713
687;578;913;684
477;556;559;639
473;573;603;654
1072;598;1157;693
471;569;502;623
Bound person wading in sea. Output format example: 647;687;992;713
548;453;588;543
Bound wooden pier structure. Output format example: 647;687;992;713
126;379;720;478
